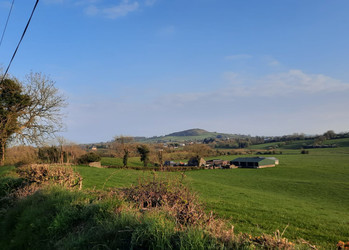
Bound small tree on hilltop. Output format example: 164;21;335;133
137;144;150;167
0;72;66;166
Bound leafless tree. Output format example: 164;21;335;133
0;72;67;166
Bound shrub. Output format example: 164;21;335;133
77;152;101;164
16;165;83;190
4;146;38;166
120;175;208;226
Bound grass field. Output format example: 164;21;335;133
101;156;152;167
74;147;349;248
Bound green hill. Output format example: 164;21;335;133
166;128;209;137
140;128;247;143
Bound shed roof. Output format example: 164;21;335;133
232;157;267;163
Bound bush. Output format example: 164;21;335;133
16;165;83;190
4;146;38;166
120;176;208;226
77;152;101;164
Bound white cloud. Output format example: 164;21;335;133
85;1;139;19
259;70;349;96
217;70;349;98
102;1;139;19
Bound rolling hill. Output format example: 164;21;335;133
139;128;248;142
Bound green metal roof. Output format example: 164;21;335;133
231;157;275;166
232;157;267;162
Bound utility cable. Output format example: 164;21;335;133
0;0;39;84
0;0;15;49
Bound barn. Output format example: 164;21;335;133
230;157;276;168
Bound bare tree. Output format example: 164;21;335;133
0;72;67;166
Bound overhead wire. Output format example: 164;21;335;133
0;0;39;84
0;0;15;49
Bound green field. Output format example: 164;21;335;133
74;148;349;248
101;156;152;167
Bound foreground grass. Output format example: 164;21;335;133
0;187;224;249
75;149;349;248
1;169;299;250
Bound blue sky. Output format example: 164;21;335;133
1;0;349;143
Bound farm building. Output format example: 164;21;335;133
206;159;229;168
188;157;206;167
265;157;279;165
230;157;276;168
164;161;176;167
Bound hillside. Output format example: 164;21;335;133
166;128;210;137
140;128;248;143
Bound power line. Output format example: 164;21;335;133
0;0;15;49
0;0;39;83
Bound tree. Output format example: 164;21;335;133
323;130;336;140
114;136;133;167
186;144;213;158
0;72;66;166
137;144;150;167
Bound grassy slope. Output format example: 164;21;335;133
185;152;349;248
250;137;349;150
76;148;349;248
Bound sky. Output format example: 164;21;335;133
0;0;349;143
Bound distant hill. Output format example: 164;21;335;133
136;128;248;143
166;129;210;137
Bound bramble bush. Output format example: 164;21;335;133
77;152;101;164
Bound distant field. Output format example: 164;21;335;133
250;137;349;150
249;139;315;150
324;137;349;147
76;148;349;248
101;157;155;167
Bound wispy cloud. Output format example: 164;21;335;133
145;0;157;6
63;68;349;142
44;0;156;19
158;25;176;37
86;0;140;19
154;70;349;107
225;54;252;60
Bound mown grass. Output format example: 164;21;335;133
75;148;349;248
